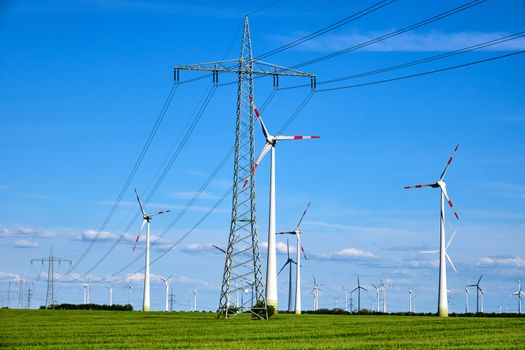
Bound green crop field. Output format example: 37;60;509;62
1;310;524;349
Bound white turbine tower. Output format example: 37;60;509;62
379;280;392;313
465;287;470;313
404;144;460;317
82;283;89;304
512;280;524;314
193;289;197;312
371;283;381;312
243;96;319;311
133;188;171;312
107;286;113;306
343;287;349;312
160;275;173;312
276;202;311;315
312;275;320;311
409;289;414;313
125;278;133;306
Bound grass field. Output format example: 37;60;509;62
1;310;524;349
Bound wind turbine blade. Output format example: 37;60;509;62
274;135;320;141
212;244;226;254
295;202;311;231
301;245;307;260
149;210;171;217
276;231;296;235
132;235;140;252
249;96;270;139
446;252;457;273
403;183;435;189
440;184;459;220
278;261;290;275
286;239;290;259
420;250;439;254
140;219;147;233
362;287;368;292
440;144;459;181
352;287;358;293
446;230;458;250
242;143;272;188
134;188;146;216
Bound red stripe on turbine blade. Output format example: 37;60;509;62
448;200;453;207
294;136;303;139
455;213;459;220
416;185;423;188
254;108;261;118
243;179;249;188
311;136;320;139
455;144;459;151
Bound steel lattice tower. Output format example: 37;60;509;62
174;16;315;319
31;247;71;308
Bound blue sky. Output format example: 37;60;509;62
0;0;524;313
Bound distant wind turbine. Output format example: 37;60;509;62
276;202;311;314
243;96;319;311
404;144;460;317
277;239;296;312
371;283;381;312
380;280;392;313
467;275;484;313
352;276;367;312
512;280;524;314
160;275;173;312
107;286;113;306
133;188;171;312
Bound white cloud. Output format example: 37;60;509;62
14;239;38;249
80;229;118;241
0;271;22;281
476;256;525;268
313;246;377;261
18;226;55;238
282;30;525;53
0;227;12;237
260;241;295;254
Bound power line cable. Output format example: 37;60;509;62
69;83;179;272
279;31;525;90
292;0;488;68
256;0;397;60
315;50;525;92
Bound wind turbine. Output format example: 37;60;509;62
467;275;484;313
277;239;296;312
82;281;91;304
192;289;197;312
343;287;349;312
512;280;524;314
243;96;319;311
409;289;415;313
107;286;113;306
312;275;321;311
160;275;173;312
352;276;367;312
371;284;381;312
133;188;171;312
404;144;460;317
380;280;392;313
125;278;133;306
464;287;470;313
276;202;311;314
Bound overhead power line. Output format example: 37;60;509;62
69;83;179;273
279;31;525;90
80;84;218;277
292;0;487;68
256;0;397;60
315;50;525;92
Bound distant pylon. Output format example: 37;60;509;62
174;16;315;319
31;247;71;308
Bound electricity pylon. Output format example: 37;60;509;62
31;247;71;308
174;16;315;318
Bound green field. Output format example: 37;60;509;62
1;310;524;349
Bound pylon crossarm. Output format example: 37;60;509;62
175;59;315;78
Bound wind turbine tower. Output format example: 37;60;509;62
160;275;173;312
133;188;171;312
174;16;316;318
277;239;296;312
108;286;113;306
404;144;460;317
467;275;484;313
